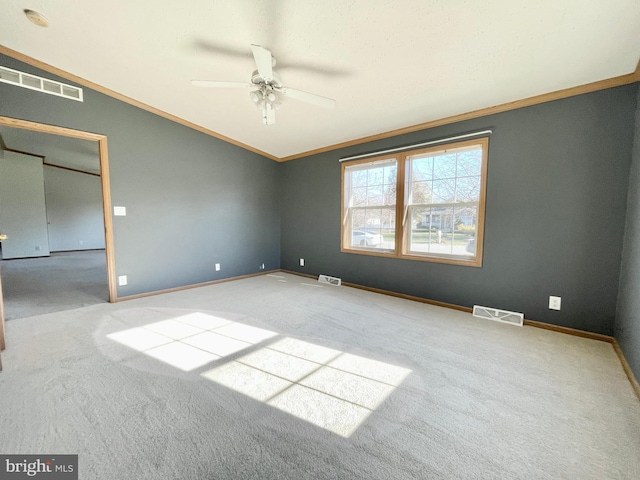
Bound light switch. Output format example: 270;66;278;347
114;206;127;216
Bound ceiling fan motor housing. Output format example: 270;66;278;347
251;70;283;88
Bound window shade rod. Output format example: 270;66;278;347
339;129;492;163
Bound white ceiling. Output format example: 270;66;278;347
1;0;639;160
0;126;100;174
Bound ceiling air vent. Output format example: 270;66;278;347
0;66;83;102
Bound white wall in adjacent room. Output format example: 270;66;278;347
0;150;50;259
44;165;105;252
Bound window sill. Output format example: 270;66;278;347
341;246;483;267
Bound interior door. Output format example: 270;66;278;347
0;151;50;259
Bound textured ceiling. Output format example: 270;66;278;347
0;0;639;159
0;126;100;174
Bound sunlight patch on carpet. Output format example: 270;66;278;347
144;341;220;371
106;312;276;371
202;338;412;437
107;313;411;436
202;362;292;402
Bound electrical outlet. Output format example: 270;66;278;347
215;263;221;271
79;240;83;246
118;275;128;286
260;263;265;270
549;296;561;311
300;258;305;267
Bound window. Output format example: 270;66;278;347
342;157;398;252
341;137;488;266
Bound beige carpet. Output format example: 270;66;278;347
1;273;639;479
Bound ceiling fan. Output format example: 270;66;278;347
191;45;336;125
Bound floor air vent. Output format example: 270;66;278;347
318;274;342;286
472;305;524;327
0;66;83;102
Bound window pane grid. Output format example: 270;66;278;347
342;138;486;265
405;143;482;259
346;162;397;208
408;149;481;206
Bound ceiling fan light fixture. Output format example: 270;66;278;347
249;90;263;104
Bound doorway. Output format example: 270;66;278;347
0;116;116;351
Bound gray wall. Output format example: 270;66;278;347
43;166;105;252
280;85;638;335
0;150;50;259
616;86;640;380
0;54;280;296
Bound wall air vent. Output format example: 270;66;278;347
0;66;83;102
472;305;524;327
318;274;342;286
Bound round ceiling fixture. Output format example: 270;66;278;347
24;9;49;27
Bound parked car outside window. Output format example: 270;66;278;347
352;230;383;247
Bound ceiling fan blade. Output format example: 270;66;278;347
251;44;273;82
263;103;276;125
191;80;252;88
278;87;336;109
